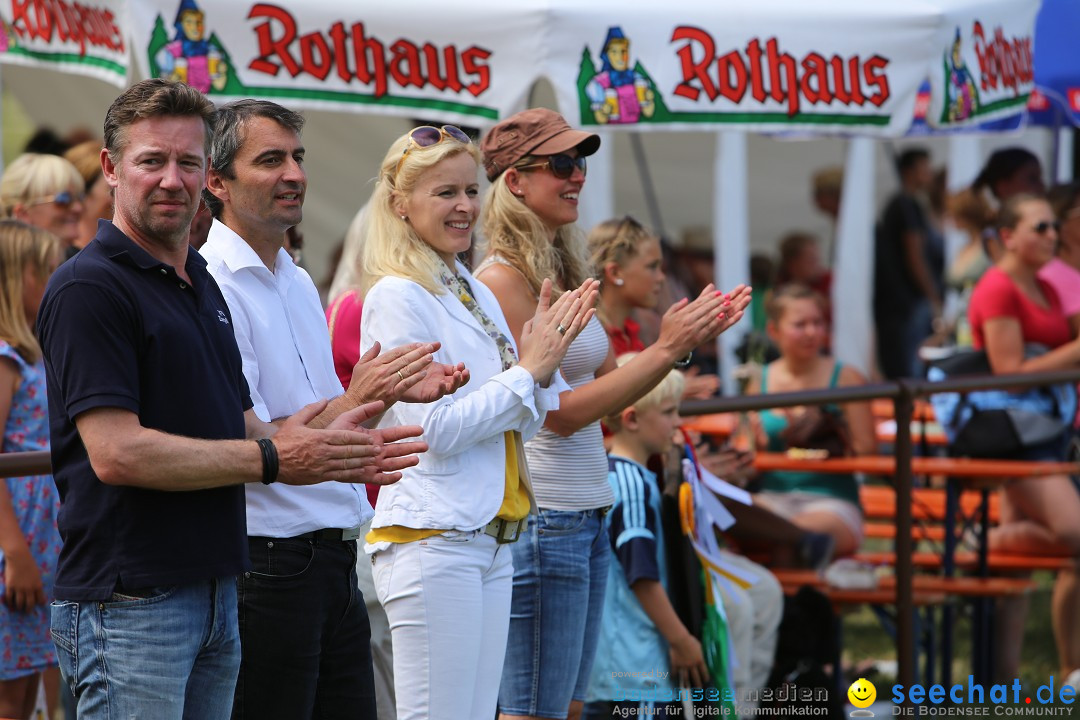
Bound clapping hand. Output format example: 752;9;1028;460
518;278;600;386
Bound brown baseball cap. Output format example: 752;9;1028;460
481;108;601;181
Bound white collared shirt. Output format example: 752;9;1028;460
201;219;371;537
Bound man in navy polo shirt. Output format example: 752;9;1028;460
36;79;426;720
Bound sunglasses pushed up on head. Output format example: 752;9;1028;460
395;125;471;178
515;154;587;180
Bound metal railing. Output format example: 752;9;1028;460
681;365;1080;697
2;366;1079;699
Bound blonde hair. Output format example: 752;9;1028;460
603;352;684;432
64;140;104;190
480;168;590;296
360;131;482;296
0;153;84;218
0;220;60;363
587;215;655;286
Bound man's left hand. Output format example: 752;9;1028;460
401;361;470;403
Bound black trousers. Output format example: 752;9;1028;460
233;535;376;720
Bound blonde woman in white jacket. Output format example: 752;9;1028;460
359;125;598;720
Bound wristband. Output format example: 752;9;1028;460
256;438;279;485
673;352;693;369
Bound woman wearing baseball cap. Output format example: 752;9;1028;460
476;108;751;720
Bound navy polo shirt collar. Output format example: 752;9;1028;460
94;218;208;279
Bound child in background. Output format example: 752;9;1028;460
0;220;62;720
585;360;706;718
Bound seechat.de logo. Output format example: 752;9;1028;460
849;678;877;717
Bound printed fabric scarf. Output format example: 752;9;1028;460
435;258;517;372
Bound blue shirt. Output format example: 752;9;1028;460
37;221;252;601
588;455;673;701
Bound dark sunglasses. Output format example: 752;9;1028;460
396;125;471;177
516;154;587;180
28;189;85;208
1032;220;1061;235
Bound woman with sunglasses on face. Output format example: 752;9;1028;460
1036;183;1080;334
968;194;1080;685
359;124;598;720
476;109;750;720
0;154;85;258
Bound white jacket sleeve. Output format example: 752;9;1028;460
362;279;562;457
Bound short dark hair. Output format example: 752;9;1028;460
974;148;1039;194
896;148;930;176
203;99;305;219
103;79;215;163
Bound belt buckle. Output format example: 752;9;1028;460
495;518;525;544
341;526;361;541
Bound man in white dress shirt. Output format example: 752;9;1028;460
200;99;466;719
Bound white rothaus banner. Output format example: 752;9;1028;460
0;0;129;86
926;0;1038;130
118;0;1038;134
129;0;546;125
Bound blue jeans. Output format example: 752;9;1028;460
50;578;240;720
500;508;610;718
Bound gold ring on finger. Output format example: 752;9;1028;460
397;369;406;382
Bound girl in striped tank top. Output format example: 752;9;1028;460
476;108;751;720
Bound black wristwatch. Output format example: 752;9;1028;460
673;352;693;369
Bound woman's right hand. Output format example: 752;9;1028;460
518;278;600;385
3;544;45;612
657;284;752;360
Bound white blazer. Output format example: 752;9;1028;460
360;262;567;537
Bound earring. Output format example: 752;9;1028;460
400;215;407;221
614;278;624;286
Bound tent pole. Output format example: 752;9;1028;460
629;132;665;235
715;131;749;397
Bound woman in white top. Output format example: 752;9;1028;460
359;124;597;720
476;108;751;720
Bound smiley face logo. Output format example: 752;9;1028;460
848;678;877;709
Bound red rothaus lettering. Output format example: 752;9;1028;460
247;3;492;98
9;0;124;56
671;26;890;115
972;21;1033;95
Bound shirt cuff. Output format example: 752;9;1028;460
534;370;569;413
491;365;543;420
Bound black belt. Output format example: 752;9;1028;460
255;527;362;542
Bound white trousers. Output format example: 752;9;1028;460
372;531;513;720
715;550;783;711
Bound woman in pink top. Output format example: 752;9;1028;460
968;193;1080;686
1037;183;1080;332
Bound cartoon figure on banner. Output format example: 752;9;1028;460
0;18;16;54
585;27;656;125
944;27;979;122
155;0;227;93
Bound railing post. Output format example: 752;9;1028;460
894;381;916;705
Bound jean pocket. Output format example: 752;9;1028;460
538;509;588;535
101;585;178;609
49;600;79;655
248;539;316;581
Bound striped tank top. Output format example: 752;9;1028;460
526;315;615;510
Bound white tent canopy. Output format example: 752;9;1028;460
0;0;1043;379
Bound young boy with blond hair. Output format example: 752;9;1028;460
585;357;707;718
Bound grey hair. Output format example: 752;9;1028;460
202;99;305;218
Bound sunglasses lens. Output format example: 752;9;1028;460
1035;221;1060;234
443;125;470;144
548;155;585;179
410;126;443;148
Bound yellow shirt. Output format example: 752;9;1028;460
366;431;531;544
